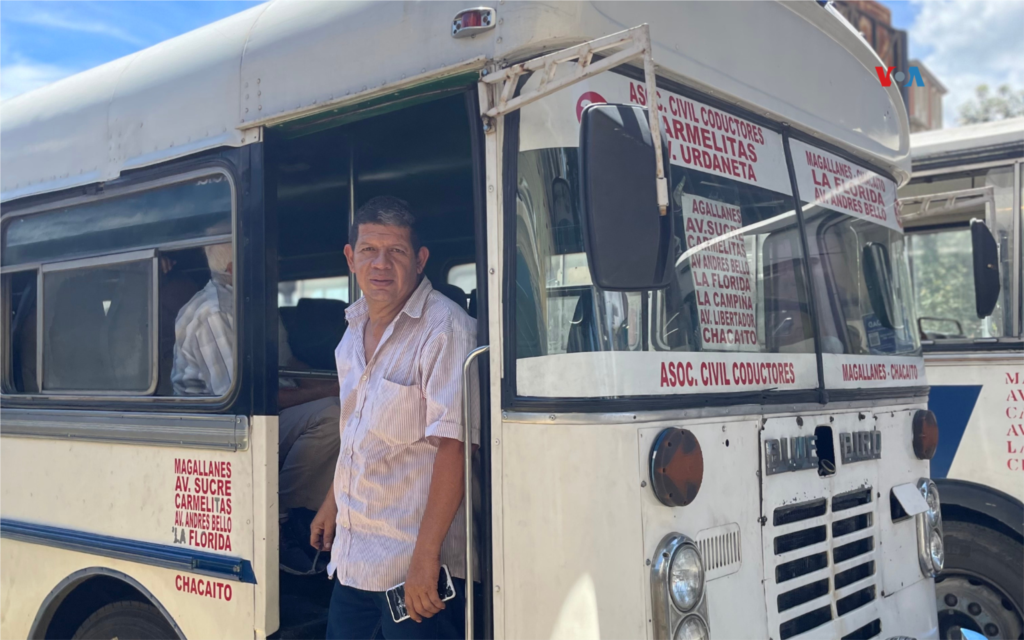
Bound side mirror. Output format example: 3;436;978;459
863;242;896;330
970;219;1000;318
579;103;672;291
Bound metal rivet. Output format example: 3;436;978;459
494;439;500;445
645;558;651;566
641;481;647;488
258;105;262;111
496;37;502;43
258;91;261;97
488;185;494;192
489;268;495;274
245;108;249;113
246;94;249;100
257;78;260;84
549;414;556;420
494;585;501;592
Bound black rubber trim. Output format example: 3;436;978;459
465;87;494;640
922;341;1024;354
934;478;1024;542
783;126;828;404
0;518;256;583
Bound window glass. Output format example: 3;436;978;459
2;174;231;266
42;258;154;392
6;271;38;393
279;276;349;306
790;139;923;389
899;165;1016;341
446;263;477;297
513;71;816;399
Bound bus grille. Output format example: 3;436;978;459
768;488;881;640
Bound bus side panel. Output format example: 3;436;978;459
500;421;647;640
926;354;1024;501
0;540;255;639
0;435;255;638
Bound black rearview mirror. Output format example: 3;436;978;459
970;219;1000;318
863;242;896;330
579;104;672;291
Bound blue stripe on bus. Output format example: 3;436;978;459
928;385;982;479
0;518;256;584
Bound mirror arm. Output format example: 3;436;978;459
639;27;669;215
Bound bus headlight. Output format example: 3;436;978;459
674;615;710;640
652;533;710;640
916;478;944;576
669;545;705;611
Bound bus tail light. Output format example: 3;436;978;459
650;428;704;507
912;409;939;460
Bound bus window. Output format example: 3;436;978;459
513;76;812;362
511;71;819;399
2;174;235;398
900;165;1016;340
793;140;920;357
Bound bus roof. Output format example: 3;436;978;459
1;1;910;203
909;117;1024;171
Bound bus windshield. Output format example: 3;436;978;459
512;71;818;399
789;139;920;358
511;71;920;399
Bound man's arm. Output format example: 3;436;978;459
404;437;470;623
278;379;339;410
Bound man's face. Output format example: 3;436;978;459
344;223;428;308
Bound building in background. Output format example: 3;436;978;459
906;59;947;132
834;0;945;131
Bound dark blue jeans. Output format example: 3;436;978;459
326;577;466;640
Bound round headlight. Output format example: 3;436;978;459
673;615;710;640
929;528;945;571
669;545;704;612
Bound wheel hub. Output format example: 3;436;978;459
936;574;1024;640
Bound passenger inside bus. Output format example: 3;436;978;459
171;242;342;575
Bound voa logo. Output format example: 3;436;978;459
875;66;925;87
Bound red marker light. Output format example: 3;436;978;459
649;428;704;507
912;410;939;460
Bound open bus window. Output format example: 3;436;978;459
1;175;236;398
899;164;1016;341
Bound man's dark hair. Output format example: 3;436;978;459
349;196;420;252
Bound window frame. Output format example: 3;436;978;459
900;158;1024;349
502;66;924;410
1;166;239;404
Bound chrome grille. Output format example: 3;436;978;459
767;487;882;640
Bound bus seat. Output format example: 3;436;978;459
433;282;468;312
280;298;348;370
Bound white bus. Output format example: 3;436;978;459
2;3;942;639
899;117;1024;640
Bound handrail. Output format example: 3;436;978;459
461;344;489;640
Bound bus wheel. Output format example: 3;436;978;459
936;520;1023;640
72;600;177;640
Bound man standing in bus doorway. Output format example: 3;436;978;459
310;196;478;640
171;242;343;574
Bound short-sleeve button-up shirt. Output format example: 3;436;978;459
328;277;478;591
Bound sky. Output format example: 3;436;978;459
1;0;1022;129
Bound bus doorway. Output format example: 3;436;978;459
264;89;486;638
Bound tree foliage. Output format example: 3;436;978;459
958;84;1024;125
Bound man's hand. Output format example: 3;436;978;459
404;547;444;623
310;490;338;552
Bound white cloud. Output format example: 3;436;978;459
4;5;146;47
909;0;1024;127
0;59;76;101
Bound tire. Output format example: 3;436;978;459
936;520;1024;640
72;600;177;640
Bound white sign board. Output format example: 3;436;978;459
519;70;793;196
680;194;758;351
790;139;902;232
